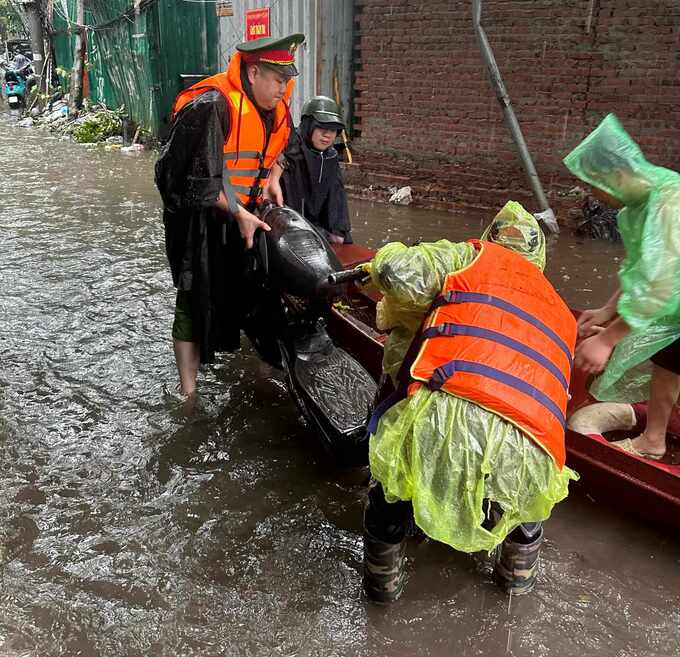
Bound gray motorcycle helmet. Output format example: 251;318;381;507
301;95;345;131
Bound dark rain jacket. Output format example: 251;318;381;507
155;71;280;364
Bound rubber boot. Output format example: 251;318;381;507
493;524;544;596
362;527;406;603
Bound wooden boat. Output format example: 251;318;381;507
328;243;680;529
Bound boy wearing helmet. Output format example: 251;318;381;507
279;95;353;244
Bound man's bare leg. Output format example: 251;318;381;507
630;364;680;456
173;339;200;396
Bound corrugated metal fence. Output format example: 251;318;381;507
52;0;218;135
51;1;354;135
218;1;354;126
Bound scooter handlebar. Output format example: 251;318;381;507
328;267;368;286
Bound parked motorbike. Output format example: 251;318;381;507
243;201;376;466
3;63;32;109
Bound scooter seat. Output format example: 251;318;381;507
293;334;376;434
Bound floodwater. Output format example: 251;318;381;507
1;111;678;657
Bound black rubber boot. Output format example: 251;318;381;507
493;523;544;596
362;526;406;603
362;480;410;603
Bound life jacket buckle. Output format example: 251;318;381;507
429;363;454;390
433;290;457;309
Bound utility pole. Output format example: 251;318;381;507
18;0;45;79
69;0;86;111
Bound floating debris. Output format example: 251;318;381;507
388;185;413;205
11;95;151;155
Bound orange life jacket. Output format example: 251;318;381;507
172;52;294;210
409;240;576;468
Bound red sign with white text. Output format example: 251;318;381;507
245;8;271;41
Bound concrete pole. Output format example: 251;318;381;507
20;0;45;79
69;0;86;111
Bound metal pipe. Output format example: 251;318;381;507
472;0;559;234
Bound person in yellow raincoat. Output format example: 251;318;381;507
564;114;680;460
362;202;578;603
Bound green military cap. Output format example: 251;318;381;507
237;33;305;78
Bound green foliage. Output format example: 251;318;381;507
0;0;26;38
71;108;124;143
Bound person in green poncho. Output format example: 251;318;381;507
361;202;578;603
564;114;680;460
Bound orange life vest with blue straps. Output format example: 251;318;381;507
172;53;294;210
409;240;577;468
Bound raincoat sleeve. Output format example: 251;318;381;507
370;240;477;381
617;182;680;330
371;240;477;329
154;90;229;212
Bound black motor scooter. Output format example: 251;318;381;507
243;201;376;466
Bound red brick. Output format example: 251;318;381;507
350;0;680;223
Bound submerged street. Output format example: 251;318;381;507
1;113;679;657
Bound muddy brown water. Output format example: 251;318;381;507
1;112;679;657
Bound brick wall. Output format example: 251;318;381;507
348;0;680;219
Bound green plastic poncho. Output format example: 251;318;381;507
369;202;577;554
564;114;680;402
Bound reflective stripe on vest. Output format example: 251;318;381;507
172;53;293;210
410;240;577;468
428;359;567;429
421;323;570;391
431;290;573;367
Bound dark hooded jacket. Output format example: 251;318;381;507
280;116;352;243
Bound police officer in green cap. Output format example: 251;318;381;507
155;33;304;396
280;95;353;244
